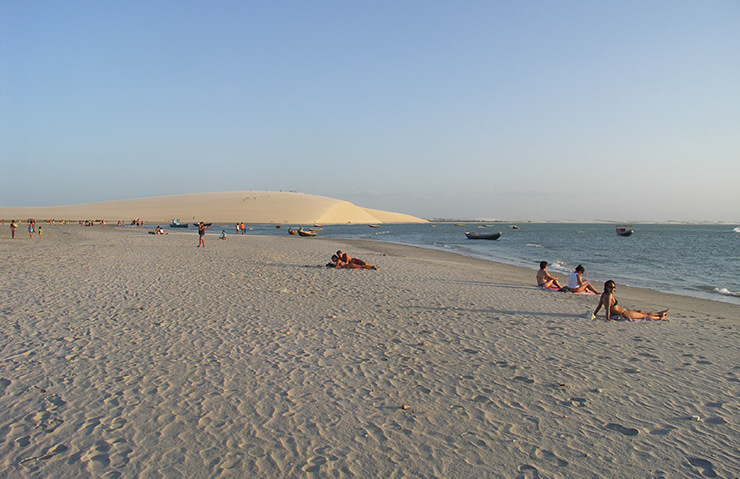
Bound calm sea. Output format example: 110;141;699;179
172;222;740;306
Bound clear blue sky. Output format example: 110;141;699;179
2;1;739;221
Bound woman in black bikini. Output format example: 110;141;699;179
592;280;669;321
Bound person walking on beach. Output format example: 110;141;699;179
28;222;34;239
592;280;668;321
536;261;563;289
10;220;17;239
197;222;210;247
568;265;599;294
38;226;42;239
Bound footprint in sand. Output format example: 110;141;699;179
0;378;11;396
302;455;328;473
533;448;569;467
686;457;717;478
517;464;540;478
513;376;534;384
606;423;639;436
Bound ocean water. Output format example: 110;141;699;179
173;222;740;306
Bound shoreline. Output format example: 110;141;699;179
1;225;738;477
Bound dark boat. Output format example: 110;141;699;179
297;227;316;237
616;225;634;237
465;231;502;240
169;219;189;228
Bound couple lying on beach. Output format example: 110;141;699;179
538;261;668;321
327;250;378;269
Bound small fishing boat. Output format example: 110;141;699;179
309;227;323;232
369;224;380;228
297;227;316;237
288;228;297;235
616;225;634;237
169;219;189;228
465;231;502;240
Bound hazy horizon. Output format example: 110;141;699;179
2;2;738;222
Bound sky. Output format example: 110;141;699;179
1;1;739;222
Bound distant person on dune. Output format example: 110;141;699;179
593;280;669;321
536;261;563;289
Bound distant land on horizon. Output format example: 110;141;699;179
0;191;427;225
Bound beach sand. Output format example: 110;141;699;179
1;225;739;478
0;191;427;225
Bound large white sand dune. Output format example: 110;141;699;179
0;191;426;224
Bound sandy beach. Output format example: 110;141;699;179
1;225;739;478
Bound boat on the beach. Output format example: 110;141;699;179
616;225;634;236
297;228;316;237
465;231;502;240
169;219;189;228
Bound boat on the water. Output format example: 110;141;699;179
297;227;316;237
465;231;502;240
169;219;189;228
369;224;380;228
616;225;634;237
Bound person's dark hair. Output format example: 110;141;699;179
331;255;338;262
575;264;585;274
604;280;616;291
540;261;548;269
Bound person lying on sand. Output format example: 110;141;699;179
536;261;563;289
328;254;378;269
335;250;375;268
568;265;599;294
592;280;669;321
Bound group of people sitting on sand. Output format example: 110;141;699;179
327;250;378;269
537;261;669;321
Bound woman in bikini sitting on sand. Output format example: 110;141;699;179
592;280;669;321
536;261;563;289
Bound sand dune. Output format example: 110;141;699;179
0;191;427;225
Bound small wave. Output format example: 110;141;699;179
733;227;740;233
526;243;542;248
714;288;740;298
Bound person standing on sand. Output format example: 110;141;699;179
10;220;17;239
38;226;42;239
568;265;599;294
197;222;210;247
28;222;34;239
